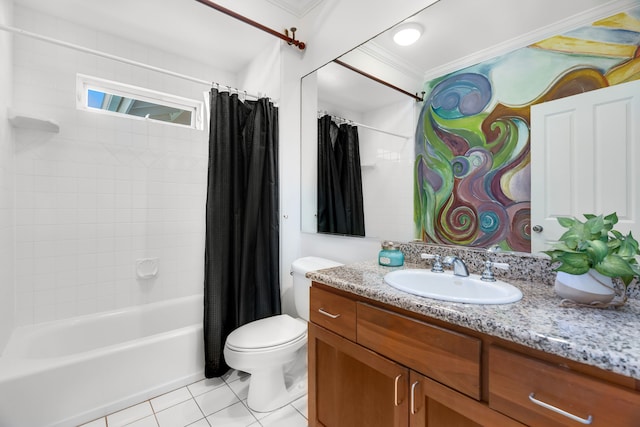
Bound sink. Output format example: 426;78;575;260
384;269;522;304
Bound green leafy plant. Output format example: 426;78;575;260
543;213;640;286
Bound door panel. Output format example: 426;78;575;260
530;79;640;252
309;323;409;427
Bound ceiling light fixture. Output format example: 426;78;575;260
392;22;423;46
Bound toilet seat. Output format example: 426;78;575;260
226;314;306;352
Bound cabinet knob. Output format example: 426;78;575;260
532;225;543;233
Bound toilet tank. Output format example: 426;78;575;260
291;257;342;321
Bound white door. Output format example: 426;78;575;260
530;79;640;253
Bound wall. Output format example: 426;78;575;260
0;0;14;352
10;5;237;325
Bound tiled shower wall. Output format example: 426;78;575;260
0;0;15;350
360;98;415;241
11;5;236;326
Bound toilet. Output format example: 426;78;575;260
223;256;342;412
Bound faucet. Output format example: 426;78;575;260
442;256;469;277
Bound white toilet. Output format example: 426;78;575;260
223;256;342;412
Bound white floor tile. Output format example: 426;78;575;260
107;402;154;427
226;374;250;400
188;376;226;397
194;383;241;417
222;369;249;384
91;371;307;427
258;405;308;427
156;399;204;427
79;418;107;427
127;415;160;427
206;401;258;427
151;387;193;412
291;395;308;418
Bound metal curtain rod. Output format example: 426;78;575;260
319;112;411;140
194;0;306;50
0;24;269;101
333;59;424;102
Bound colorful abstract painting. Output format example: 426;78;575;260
415;8;640;252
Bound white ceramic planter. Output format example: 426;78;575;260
554;269;615;304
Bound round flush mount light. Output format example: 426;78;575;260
392;22;423;46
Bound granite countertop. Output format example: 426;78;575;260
307;261;640;381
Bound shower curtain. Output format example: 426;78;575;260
203;89;280;378
317;115;365;236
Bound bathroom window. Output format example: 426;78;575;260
76;74;204;130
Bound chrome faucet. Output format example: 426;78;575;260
442;256;469;277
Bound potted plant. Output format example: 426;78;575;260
543;213;640;305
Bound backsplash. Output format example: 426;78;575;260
400;242;555;286
401;242;640;299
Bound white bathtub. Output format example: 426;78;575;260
0;295;205;427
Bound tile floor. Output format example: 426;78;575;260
80;370;308;427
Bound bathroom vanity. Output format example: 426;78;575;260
307;261;640;427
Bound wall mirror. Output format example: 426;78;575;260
301;0;638;250
300;60;418;241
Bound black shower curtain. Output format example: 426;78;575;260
317;115;365;236
203;89;280;378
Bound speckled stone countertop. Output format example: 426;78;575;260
307;260;640;381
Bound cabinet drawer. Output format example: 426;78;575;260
357;303;481;399
310;286;356;341
489;346;640;426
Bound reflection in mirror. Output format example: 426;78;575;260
301;62;418;241
302;0;635;252
317;113;365;236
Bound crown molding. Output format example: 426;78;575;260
266;0;323;18
356;42;425;82
422;0;640;81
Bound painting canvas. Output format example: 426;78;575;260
415;8;640;252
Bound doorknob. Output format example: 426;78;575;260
532;225;543;233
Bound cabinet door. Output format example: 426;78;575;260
409;371;525;427
308;322;409;427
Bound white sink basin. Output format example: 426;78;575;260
384;269;522;304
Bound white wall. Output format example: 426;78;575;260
0;0;14;352
10;5;237;325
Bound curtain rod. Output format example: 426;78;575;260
194;0;306;50
333;59;424;103
319;112;411;140
0;23;271;102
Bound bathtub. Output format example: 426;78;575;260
0;295;205;427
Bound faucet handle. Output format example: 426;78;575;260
421;253;444;273
480;260;509;282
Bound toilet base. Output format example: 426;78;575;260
246;349;307;412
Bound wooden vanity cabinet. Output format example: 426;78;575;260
309;283;640;427
308;285;522;427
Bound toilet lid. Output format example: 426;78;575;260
226;314;306;351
